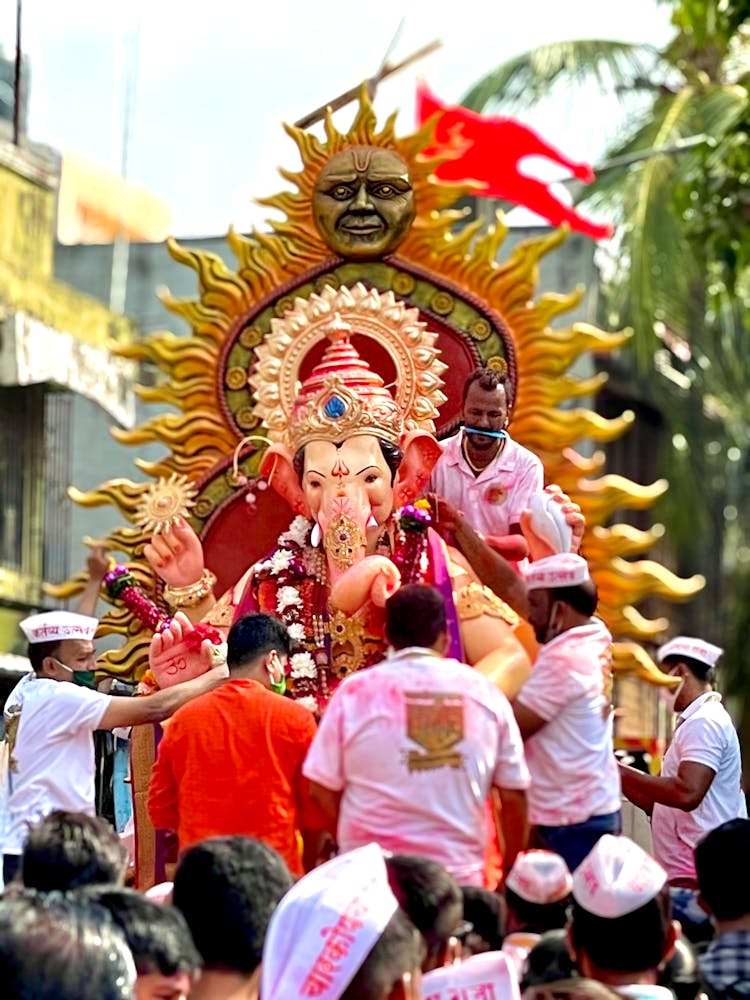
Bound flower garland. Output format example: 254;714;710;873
252;516;323;714
252;505;433;713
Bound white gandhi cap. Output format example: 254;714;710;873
524;553;590;591
572;834;667;918
20;611;98;644
658;636;723;669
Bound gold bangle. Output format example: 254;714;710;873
163;569;217;609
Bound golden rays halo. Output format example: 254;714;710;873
133;473;197;534
50;87;703;682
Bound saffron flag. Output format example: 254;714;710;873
416;81;613;241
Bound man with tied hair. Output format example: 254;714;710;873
262;842;423;1000
3;609;227;884
428;366;543;541
568;834;678;997
512;553;621;871
303;583;530;886
619;636;746;938
148;612;321;875
20;809;128;892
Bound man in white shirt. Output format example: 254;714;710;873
512;553;622;871
428;367;543;541
303;584;530;886
3;610;226;884
619;636;746;938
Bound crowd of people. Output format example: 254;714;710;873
3;807;750;999
1;367;747;998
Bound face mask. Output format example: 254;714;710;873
270;676;287;696
54;659;97;689
73;670;97;689
543;601;562;644
662;677;684;712
267;653;287;696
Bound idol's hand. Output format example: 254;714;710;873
148;612;224;689
144;517;205;588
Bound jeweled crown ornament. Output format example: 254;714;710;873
288;317;403;451
251;282;447;452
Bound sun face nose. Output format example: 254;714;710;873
351;182;373;211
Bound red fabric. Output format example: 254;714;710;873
416;81;613;241
147;679;318;877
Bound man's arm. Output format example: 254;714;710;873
74;545;110;617
493;786;528;877
307;780;342;837
430;494;529;617
619;760;716;813
98;657;227;730
513;701;547;741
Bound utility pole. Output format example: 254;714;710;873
13;0;22;144
294;38;442;131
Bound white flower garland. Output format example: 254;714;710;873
254;517;324;705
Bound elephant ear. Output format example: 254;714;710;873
259;443;311;518
394;430;443;508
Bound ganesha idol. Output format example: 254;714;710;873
144;284;541;708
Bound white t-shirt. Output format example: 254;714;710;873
303;648;530;886
651;691;747;881
515;618;621;826
428;431;543;537
4;678;111;854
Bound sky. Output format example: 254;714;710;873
3;0;676;237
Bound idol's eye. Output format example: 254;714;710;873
372;183;396;198
364;473;379;484
329;185;354;200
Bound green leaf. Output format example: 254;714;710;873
461;40;665;114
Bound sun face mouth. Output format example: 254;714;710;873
338;215;385;235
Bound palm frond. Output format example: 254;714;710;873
577;85;748;371
462;40;665;114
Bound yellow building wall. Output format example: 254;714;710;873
57;152;172;245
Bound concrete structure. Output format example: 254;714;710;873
0;138;136;656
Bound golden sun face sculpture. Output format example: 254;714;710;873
48;89;702;685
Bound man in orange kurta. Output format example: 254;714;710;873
148;614;320;876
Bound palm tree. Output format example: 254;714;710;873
463;2;749;372
462;0;750;750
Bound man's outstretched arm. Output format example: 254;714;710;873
619;760;715;813
429;494;529;617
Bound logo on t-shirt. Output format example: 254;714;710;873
404;692;464;772
484;484;507;505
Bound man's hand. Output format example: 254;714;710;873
144;518;206;588
426;493;465;545
85;543;111;582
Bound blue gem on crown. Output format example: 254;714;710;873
324;395;347;419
